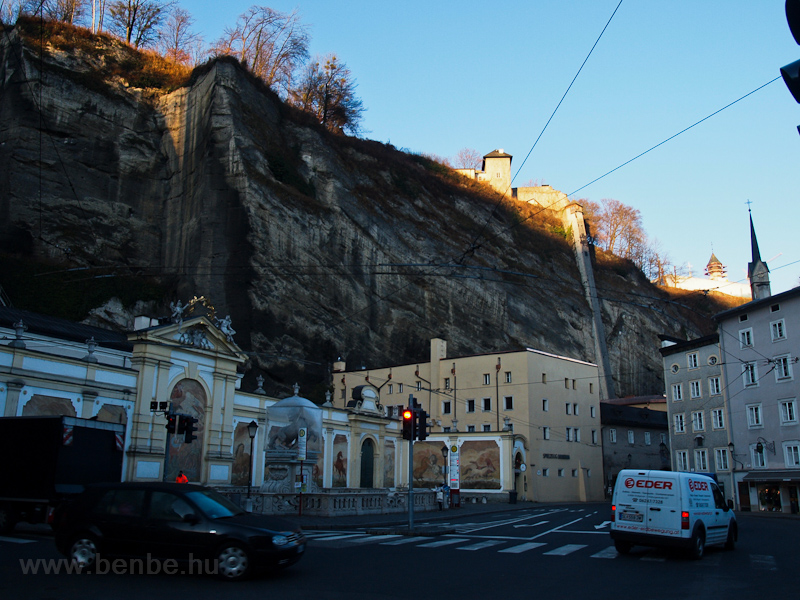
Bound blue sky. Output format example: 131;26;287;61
182;1;800;295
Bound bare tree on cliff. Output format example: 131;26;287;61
289;53;364;135
42;0;85;24
212;6;309;97
1;1;38;24
157;6;201;65
454;148;482;170
107;0;174;48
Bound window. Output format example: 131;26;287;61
785;444;800;468
739;328;753;348
573;403;579;416
771;303;781;313
687;352;699;369
483;374;491;385
712;408;725;430
565;403;572;415
775;356;793;381
674;413;686;434
416;381;422;391
388;383;393;394
690;380;702;399
572;379;577;390
542;373;547;384
565;378;569;389
504;396;513;410
575;428;581;442
747;404;763;428
505;371;512;383
467;425;475;433
609;428;617;443
708;355;718;366
660;433;666;445
694;449;708;471
572;469;578;477
482;397;491;412
592;430;598;444
627;430;634;444
676;450;689;471
543;426;550;440
95;489;146;517
644;432;651;446
341;388;346;400
672;383;683;402
692;411;705;432
565;427;572;442
739;314;749;322
752;446;767;468
398;383;403;393
443;427;451;433
771;319;786;341
467;399;475;413
149;492;193;522
715;448;730;471
442;401;451;414
482;424;491;432
558;469;565;477
591;406;596;418
542;399;549;412
743;362;757;386
709;377;721;396
444;378;450;390
589;383;594;394
780;400;797;424
542;468;549;477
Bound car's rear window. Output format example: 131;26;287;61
93;489;146;517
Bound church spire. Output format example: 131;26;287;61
747;208;771;300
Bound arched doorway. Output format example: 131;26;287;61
360;439;375;488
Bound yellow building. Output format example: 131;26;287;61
333;338;605;503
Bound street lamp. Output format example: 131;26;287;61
247;420;259;499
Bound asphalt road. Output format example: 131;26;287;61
1;504;797;600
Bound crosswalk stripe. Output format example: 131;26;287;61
543;544;587;556
312;533;370;541
417;538;470;548
380;536;430;545
456;540;506;551
590;546;619;559
349;535;402;544
499;542;547;554
751;555;777;571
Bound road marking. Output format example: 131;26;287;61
594;521;611;530
380;536;430;545
750;555;777;571
0;537;36;544
417;538;470;548
513;521;549;528
457;510;566;534
456;540;506;551
349;535;402;544
528;517;584;540
499;542;547;554
543;544;586;556
591;546;619;559
312;533;370;541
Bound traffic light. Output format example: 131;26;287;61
402;409;415;441
177;415;187;435
781;0;800;129
417;410;428;441
165;414;177;434
183;416;199;443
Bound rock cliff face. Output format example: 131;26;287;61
0;24;718;398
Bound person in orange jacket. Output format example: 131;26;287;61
176;470;188;483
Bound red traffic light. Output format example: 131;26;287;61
403;409;413;420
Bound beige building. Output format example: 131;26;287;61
333;338;605;503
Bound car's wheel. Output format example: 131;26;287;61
0;507;16;534
614;540;632;555
689;528;705;560
69;534;99;571
216;543;251;581
724;523;737;551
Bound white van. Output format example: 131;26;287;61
610;470;737;558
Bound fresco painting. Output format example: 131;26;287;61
231;421;253;486
96;404;126;424
166;379;206;483
412;441;447;488
22;394;76;417
332;434;348;487
312;439;324;488
459;440;501;489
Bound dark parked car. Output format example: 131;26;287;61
54;482;305;580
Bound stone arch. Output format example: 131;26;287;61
165;378;208;483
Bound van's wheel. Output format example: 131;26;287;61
216;543;251;580
689;528;705;559
614;540;632;555
0;507;16;534
724;523;737;550
69;534;99;572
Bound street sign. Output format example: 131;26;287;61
298;427;307;460
449;444;460;490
